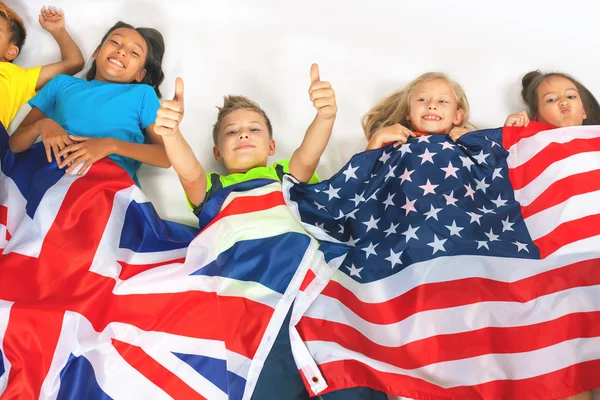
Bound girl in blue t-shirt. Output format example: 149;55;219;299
8;21;170;182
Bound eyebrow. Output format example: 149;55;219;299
541;88;578;97
109;33;146;53
223;121;262;129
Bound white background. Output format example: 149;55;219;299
8;0;600;227
7;1;600;398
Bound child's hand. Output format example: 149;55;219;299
155;78;185;137
505;111;530;127
309;64;337;120
366;124;415;150
38;118;73;163
39;8;65;35
58;136;114;174
449;126;471;142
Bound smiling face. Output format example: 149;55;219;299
213;108;275;174
406;79;464;134
535;76;587;127
92;27;147;84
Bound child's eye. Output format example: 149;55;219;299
250;128;261;132
568;95;578;100
546;98;557;103
226;131;236;135
417;98;426;102
131;51;140;57
110;39;119;45
439;100;449;104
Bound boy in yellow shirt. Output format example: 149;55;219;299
0;2;84;129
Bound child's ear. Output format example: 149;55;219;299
268;139;276;156
134;68;147;83
583;110;588;120
453;109;465;126
213;145;223;161
5;44;19;61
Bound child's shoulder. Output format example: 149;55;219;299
0;62;38;77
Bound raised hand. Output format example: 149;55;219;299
308;64;337;120
155;78;185;136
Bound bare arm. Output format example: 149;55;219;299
162;132;207;206
36;8;84;90
289;64;337;183
9;107;48;152
59;123;171;174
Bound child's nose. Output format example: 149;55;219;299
238;130;250;139
428;103;437;110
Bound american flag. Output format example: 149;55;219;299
0;124;335;400
284;122;600;399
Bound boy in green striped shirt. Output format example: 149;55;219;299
155;64;336;216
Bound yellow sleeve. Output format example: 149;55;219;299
0;64;42;128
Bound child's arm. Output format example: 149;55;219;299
9;107;73;162
289;64;337;183
153;78;208;206
57;130;171;174
36;8;84;90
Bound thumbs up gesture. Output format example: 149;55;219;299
155;77;185;136
308;63;337;120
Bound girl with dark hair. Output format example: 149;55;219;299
505;70;600;128
8;21;170;185
507;70;597;400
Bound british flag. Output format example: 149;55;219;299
0;123;338;400
285;123;600;399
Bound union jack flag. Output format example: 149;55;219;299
285;123;600;399
0;123;336;400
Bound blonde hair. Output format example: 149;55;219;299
362;72;471;139
212;95;273;145
0;1;26;53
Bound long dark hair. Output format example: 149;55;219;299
521;70;600;125
86;21;165;98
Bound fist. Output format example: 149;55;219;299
504;111;530;127
309;63;337;120
155;78;184;136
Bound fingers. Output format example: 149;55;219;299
64;152;88;174
68;135;88;142
59;146;85;169
308;81;332;95
159;99;184;114
77;158;93;175
44;143;53;163
504;111;529;127
58;142;83;159
310;63;320;83
309;87;335;102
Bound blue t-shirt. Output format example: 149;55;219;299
28;74;160;181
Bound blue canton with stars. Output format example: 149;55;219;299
287;128;540;283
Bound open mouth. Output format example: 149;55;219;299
422;114;442;121
107;57;125;68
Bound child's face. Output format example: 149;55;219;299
0;17;18;62
407;79;464;134
536;76;587;127
93;28;148;84
213;109;275;174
